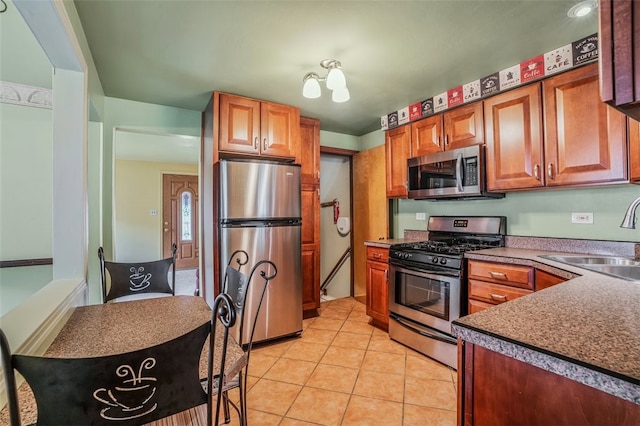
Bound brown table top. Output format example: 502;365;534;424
0;295;247;425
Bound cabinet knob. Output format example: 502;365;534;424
445;134;449;146
489;293;507;302
373;253;382;258
488;271;507;280
534;164;540;180
263;138;267;151
437;136;441;147
254;137;258;149
547;163;554;180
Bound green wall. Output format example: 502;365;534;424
320;130;360;151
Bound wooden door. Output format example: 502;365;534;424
218;93;260;155
300;117;320;184
301;184;320;311
163;174;199;269
630;117;640;182
543;64;628;187
385;125;412;198
411;115;443;156
353;145;388;299
443;101;484;150
260;101;299;158
484;83;544;191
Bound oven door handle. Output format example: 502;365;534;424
455;152;464;192
390;262;461;279
390;313;457;345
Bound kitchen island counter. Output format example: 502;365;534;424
453;247;640;405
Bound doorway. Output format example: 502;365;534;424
320;154;352;300
162;174;199;269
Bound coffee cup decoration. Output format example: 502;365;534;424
93;357;158;421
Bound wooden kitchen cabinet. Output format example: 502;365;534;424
485;64;628;191
385;125;412;198
484;83;544;191
300;117;320;185
599;0;640;121
218;92;299;159
467;260;534;312
543;63;628;187
630;117;640;182
300;117;321;315
387;102;484;197
410;101;484;157
535;269;567;291
365;245;389;329
459;342;640;425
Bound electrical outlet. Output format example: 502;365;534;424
416;212;426;221
150;209;158;216
571;212;593;224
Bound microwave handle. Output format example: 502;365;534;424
455;152;464;192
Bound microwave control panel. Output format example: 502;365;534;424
464;157;478;186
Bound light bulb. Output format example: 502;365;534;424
332;86;350;103
302;74;321;99
326;67;346;90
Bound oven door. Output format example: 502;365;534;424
388;262;461;334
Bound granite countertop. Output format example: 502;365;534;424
453;247;640;404
0;296;247;424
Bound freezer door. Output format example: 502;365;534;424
219;159;301;220
220;223;303;344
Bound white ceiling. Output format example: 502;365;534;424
72;0;599;136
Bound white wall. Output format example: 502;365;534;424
319;154;351;300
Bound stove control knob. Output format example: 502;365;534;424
431;257;439;263
440;258;447;265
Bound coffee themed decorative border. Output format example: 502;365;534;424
381;33;598;130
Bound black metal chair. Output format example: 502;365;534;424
0;294;239;426
218;250;278;425
98;244;177;303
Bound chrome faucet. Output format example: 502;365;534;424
620;196;640;229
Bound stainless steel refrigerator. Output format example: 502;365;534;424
218;159;303;344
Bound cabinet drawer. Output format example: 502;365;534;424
469;279;533;305
366;246;389;262
468;261;534;289
468;298;495;314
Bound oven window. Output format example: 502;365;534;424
395;270;450;321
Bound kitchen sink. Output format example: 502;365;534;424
540;255;640;266
539;255;640;282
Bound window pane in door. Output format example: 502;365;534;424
181;191;192;241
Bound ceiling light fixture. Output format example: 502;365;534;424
302;59;350;103
567;0;597;18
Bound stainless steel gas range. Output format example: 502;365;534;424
388;216;506;369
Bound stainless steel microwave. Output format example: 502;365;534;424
407;144;504;200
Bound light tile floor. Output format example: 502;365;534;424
230;297;458;425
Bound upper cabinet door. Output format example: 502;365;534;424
543;64;628;187
300;117;320;185
411;115;443;157
443;101;484;150
385;125;411;198
218;94;261;154
484;83;544;191
260;102;299;158
630;117;640;183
